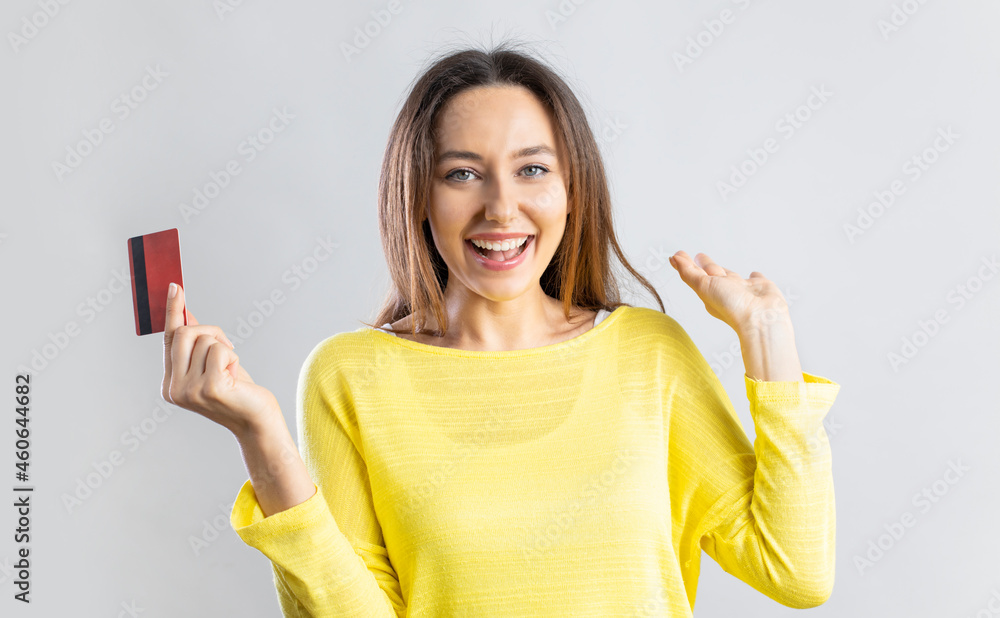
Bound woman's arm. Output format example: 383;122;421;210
736;313;802;382
658;250;842;607
233;410;316;518
661;313;841;609
229;335;405;617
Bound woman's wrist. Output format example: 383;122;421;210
229;400;285;443
233;410;316;517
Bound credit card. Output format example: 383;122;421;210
127;227;187;335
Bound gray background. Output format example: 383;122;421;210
2;0;998;616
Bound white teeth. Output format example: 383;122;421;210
469;236;529;251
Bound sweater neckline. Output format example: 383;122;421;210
367;305;628;359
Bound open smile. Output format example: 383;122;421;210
465;235;534;271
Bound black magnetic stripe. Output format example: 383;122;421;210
131;236;152;335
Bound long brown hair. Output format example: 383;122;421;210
363;40;664;337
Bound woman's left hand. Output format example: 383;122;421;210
668;250;791;334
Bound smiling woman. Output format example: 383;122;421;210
367;43;665;352
221;39;842;618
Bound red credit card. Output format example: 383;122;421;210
127;227;187;336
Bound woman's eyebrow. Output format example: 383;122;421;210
436;144;557;163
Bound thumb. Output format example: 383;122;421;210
162;282;185;402
164;282;187;335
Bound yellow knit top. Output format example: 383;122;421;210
230;305;841;617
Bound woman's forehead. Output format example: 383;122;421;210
433;86;560;154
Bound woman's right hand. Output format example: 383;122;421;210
161;283;280;437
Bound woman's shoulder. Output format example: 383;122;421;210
612;304;684;333
299;326;390;373
606;305;703;355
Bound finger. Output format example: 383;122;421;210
164;282;186;335
749;271;766;279
232;360;254;384
207;343;239;385
670;252;707;286
163;283;185;394
169;325;195;385
674;251;708;275
672;251;707;277
185;311;234;348
693;252;728;277
173;325;235;373
174;315;234;351
187;334;218;378
169;325;230;388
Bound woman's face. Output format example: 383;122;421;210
426;84;570;305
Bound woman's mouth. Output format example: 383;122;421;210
465;235;534;270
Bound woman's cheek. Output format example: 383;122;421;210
531;180;566;211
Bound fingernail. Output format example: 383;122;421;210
168;282;178;298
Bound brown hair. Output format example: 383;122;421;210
363;39;664;337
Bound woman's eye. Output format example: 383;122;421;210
446;169;475;182
445;165;548;182
522;164;548;178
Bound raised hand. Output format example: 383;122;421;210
668;250;791;333
161;283;280;436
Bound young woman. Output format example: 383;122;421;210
161;42;841;617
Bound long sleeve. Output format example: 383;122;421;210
230;336;404;617
663;317;841;609
229;306;841;615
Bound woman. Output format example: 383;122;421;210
161;42;841;617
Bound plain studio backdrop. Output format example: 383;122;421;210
2;1;999;616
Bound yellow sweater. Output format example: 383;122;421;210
230;305;841;617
